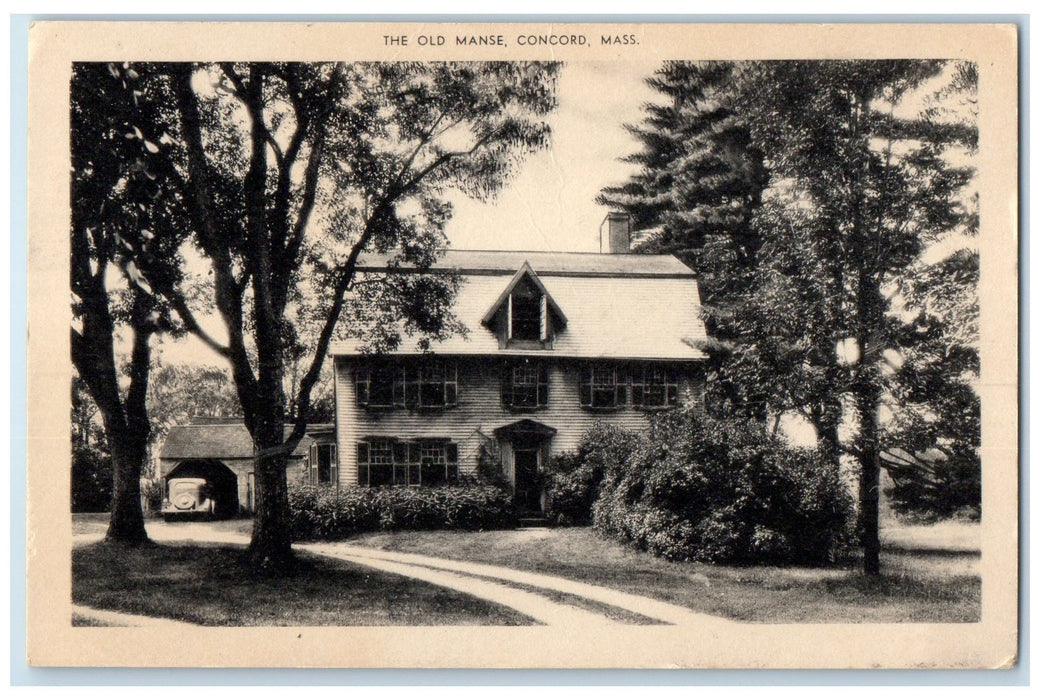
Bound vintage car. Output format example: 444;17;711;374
162;477;216;520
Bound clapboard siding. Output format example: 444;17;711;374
334;355;703;488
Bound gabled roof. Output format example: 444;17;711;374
160;422;334;461
331;249;708;361
479;262;567;328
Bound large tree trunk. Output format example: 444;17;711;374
854;265;885;576
856;383;883;576
105;437;149;544
105;303;153;545
71;261;154;546
246;415;295;575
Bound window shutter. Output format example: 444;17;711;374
446;442;459;482
392;367;406;408
540;294;548;341
330;444;338;486
445;363;458;407
408;442;421;485
579;366;592;407
357;442;369;486
507;294;513;340
356;369;369;406
538;364;549;407
501;364;513;407
406;367;420;409
393;441;409;484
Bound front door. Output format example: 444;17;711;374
514;448;541;512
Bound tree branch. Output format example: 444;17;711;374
220;62;285;166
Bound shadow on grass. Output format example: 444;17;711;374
72;541;532;627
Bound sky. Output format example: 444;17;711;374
443;61;663;253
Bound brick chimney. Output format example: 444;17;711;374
600;212;631;254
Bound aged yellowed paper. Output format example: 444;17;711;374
28;21;1018;668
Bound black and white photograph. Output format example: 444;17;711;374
26;21;1019;668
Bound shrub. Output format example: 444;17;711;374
543;423;633;525
590;410;854;566
140;478;163;515
288;484;517;541
71;443;113;513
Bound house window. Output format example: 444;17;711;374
356;365;403;409
502;361;549;409
308;443;339;486
579;364;627;409
358;438;394;486
509;280;544;341
356;438;459;487
357;362;456;410
631;366;679;408
420;441;459;485
407;361;459;409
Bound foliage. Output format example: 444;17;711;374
582;411;854;565
883;248;980;519
543;424;632;525
473;442;509;487
601;60;978;573
104;61;559;572
598;62;770;420
140;479;164;515
72;443;114;513
70;62;193;543
145;360;243;441
288;484;517;540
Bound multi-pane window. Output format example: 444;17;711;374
502;361;549;409
356;438;459;487
579;364;627;409
308;443;339;486
355;365;401;409
357;438;395;486
412;361;458;409
356;362;457;410
631;366;679;408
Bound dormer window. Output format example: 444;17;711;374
508;277;547;341
482;262;566;348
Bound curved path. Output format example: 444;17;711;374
300;542;737;628
75;522;738;628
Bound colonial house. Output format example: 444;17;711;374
328;215;710;511
159;417;336;516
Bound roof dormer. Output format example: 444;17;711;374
481;262;567;348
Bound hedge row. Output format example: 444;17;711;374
544;411;855;566
288;484;517;540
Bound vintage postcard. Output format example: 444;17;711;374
25;21;1018;668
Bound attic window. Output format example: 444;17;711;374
509;277;545;341
481;263;567;346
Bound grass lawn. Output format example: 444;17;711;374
348;523;980;623
72;540;531;626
